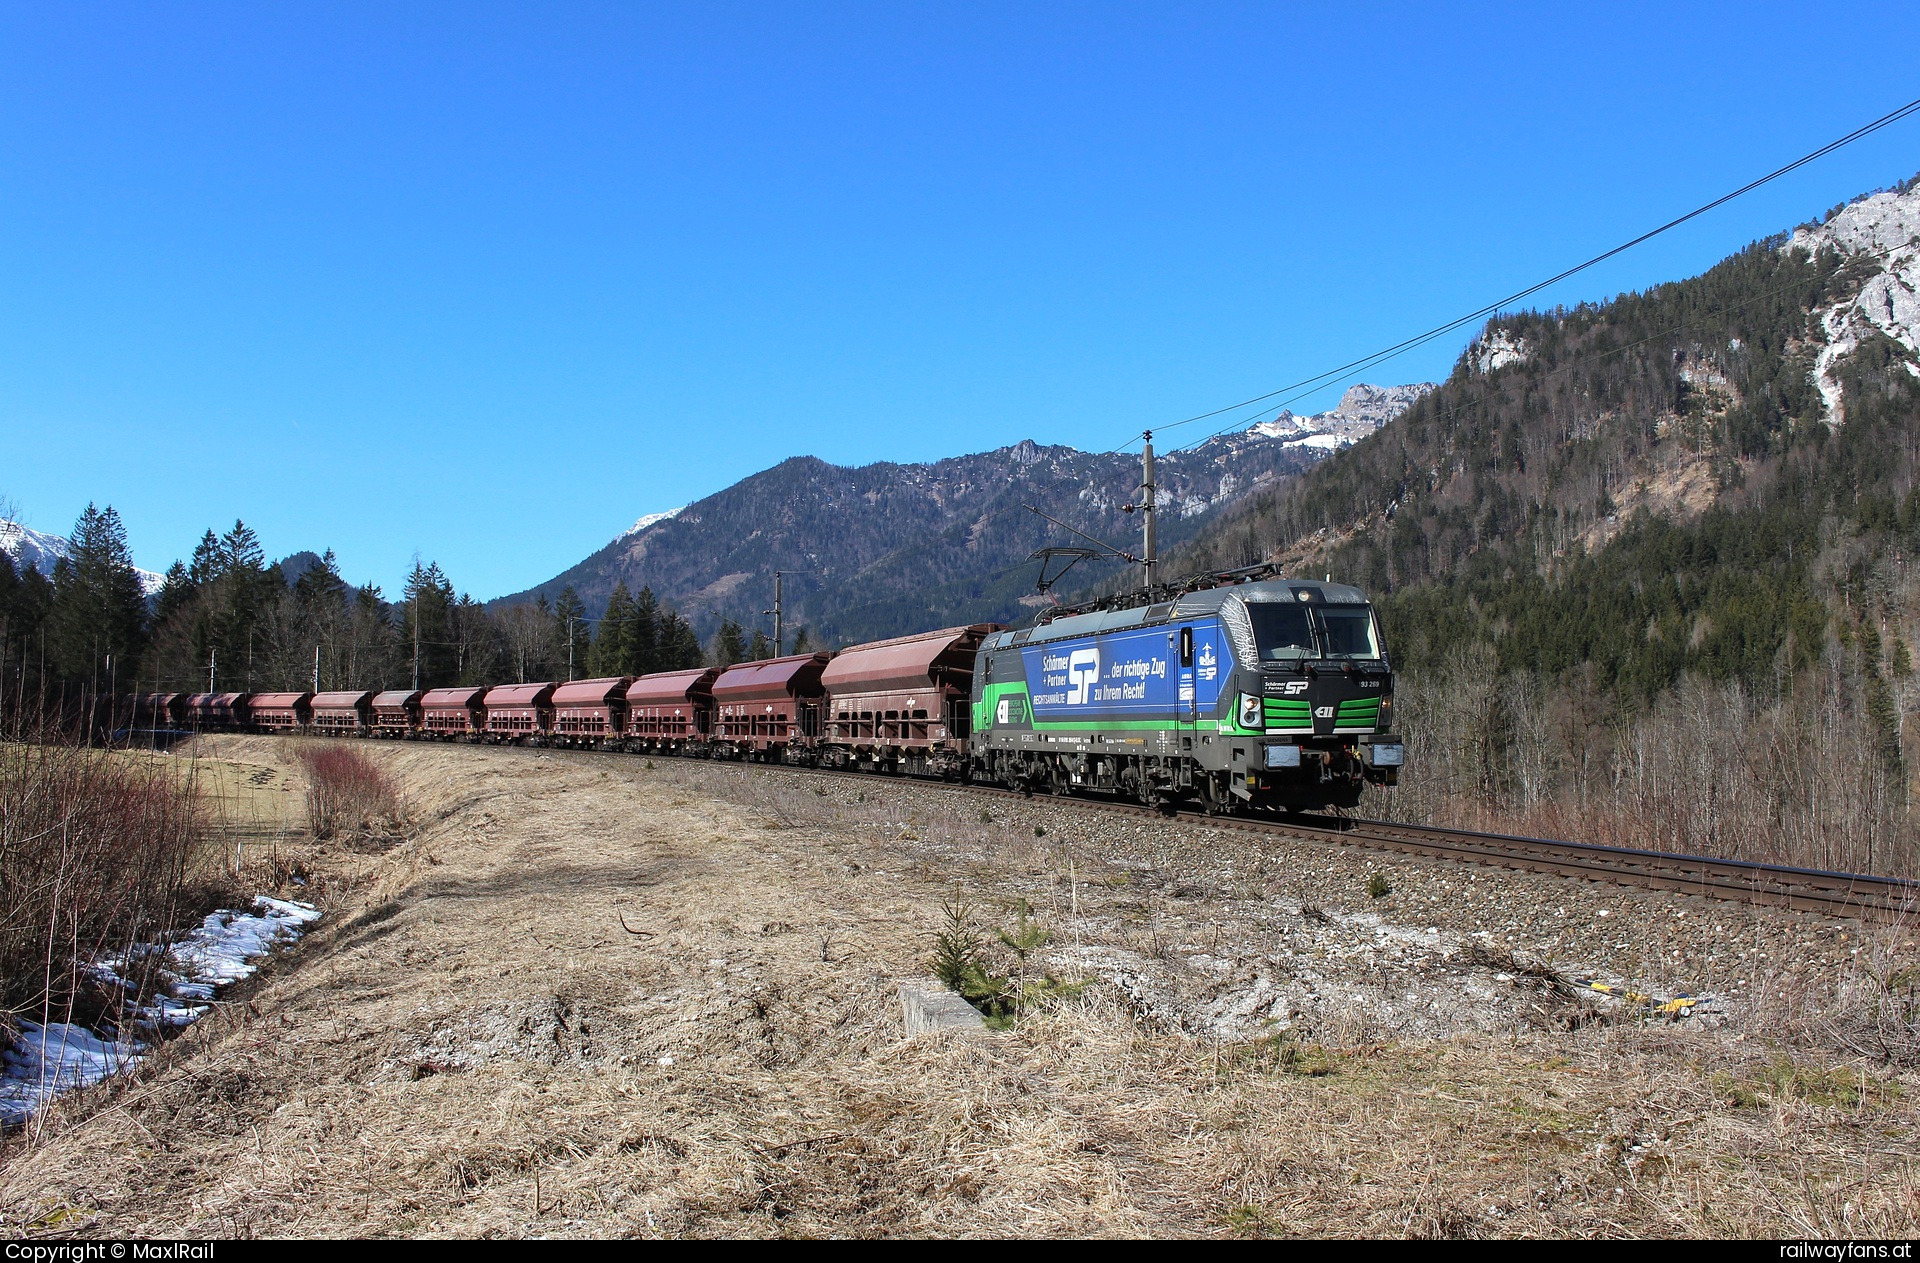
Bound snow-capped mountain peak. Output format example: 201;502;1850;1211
0;519;166;596
620;507;686;540
1245;381;1435;450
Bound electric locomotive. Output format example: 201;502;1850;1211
968;574;1403;811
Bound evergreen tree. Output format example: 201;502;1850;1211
748;629;773;661
790;627;812;654
590;582;635;678
660;611;703;670
399;560;458;688
712;618;747;668
48;503;148;689
553;586;589;681
294;548;348;609
629;586;661;675
153;562;194;626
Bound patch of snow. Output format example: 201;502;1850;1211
1285;433;1349;450
1784;187;1920;424
0;896;320;1127
619;506;685;540
0;1023;142;1127
0;519;166;597
170;897;323;990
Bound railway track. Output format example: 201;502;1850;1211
594;749;1920;924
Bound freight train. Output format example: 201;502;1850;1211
126;565;1404;813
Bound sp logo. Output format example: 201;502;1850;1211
1314;705;1334;719
1283;680;1309;696
1067;648;1100;704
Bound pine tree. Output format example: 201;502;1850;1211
712;618;747;668
629;586;661;675
400;560;458;688
660;611;703;670
590;582;634;678
553;586;589;681
48;503;148;689
790;627;812;654
748;630;772;661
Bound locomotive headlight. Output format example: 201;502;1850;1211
1378;695;1393;728
1239;693;1263;730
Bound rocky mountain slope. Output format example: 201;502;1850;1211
498;384;1430;645
1163;174;1920;693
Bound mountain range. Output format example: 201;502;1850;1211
494;382;1433;646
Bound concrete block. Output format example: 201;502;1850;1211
900;981;987;1037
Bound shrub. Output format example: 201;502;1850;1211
297;744;402;839
1366;871;1392;899
0;742;203;1021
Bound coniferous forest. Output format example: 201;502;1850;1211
0;517;706;708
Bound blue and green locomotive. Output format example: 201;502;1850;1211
968;577;1403;811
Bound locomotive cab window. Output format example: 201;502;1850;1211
1314;605;1381;659
1247;602;1317;661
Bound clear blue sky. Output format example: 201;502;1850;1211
6;3;1919;599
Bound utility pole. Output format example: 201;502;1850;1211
208;649;217;693
773;572;784;657
412;591;421;691
567;618;576;682
1140;430;1158;591
312;644;321;692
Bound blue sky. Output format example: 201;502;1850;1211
6;3;1920;598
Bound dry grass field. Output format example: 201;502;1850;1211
4;736;1919;1238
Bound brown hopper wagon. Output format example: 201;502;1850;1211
710;653;829;759
552;677;632;746
820;623;998;776
483;682;556;741
371;690;424;737
248;692;313;733
625;668;718;752
311;690;375;735
420;686;486;738
184;692;252;730
137;692;186;728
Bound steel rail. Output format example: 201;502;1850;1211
646;753;1920;923
244;730;1920;923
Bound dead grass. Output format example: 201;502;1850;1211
2;741;1917;1238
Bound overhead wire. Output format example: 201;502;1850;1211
1139;93;1920;450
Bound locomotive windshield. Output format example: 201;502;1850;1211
1245;600;1381;660
1315;605;1380;658
1247;602;1317;661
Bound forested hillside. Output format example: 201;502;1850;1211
494;394;1420;647
1164;177;1920;874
